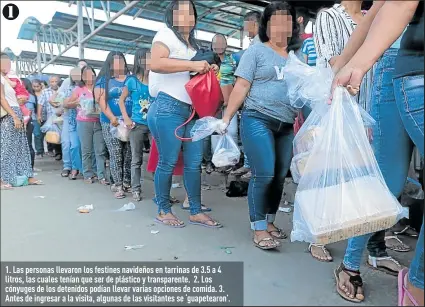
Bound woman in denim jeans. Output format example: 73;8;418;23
60;67;82;180
148;0;220;228
221;2;300;250
332;1;423;304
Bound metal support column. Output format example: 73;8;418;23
36;34;42;73
77;0;85;59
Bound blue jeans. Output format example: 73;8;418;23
240;109;294;230
344;68;424;290
61;115;82;171
147;92;203;215
344;49;413;270
32;119;44;155
394;74;424;290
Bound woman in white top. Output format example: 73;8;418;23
148;0;220;228
0;53;42;189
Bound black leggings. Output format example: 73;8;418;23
26;121;35;169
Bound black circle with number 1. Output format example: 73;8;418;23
2;3;19;20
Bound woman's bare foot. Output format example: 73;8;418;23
156;212;184;227
1;181;13;190
28;178;43;185
253;230;280;249
309;244;333;262
404;273;424;306
189;213;221;228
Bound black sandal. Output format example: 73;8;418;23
334;263;364;303
61;169;70;177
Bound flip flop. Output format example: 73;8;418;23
253;237;280;250
189;218;222;228
398;268;419;306
385;236;410;252
334;264;364;303
180;204;212;212
268;228;287;240
154;217;185;228
28;180;44;186
366;256;403;276
393;226;419;238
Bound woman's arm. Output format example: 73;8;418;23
150;42;209;74
222;78;251;123
347;1;419;76
118;86;132;127
95;87;117;125
332;1;386;73
0;84;18;118
63;92;79;109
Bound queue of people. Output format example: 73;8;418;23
0;0;423;305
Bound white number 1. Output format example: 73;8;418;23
7;5;14;18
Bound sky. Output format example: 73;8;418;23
1;1;311;77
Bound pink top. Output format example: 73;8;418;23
74;86;99;122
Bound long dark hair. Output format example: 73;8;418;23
258;1;302;52
164;0;199;50
133;48;150;78
94;51;129;105
21;78;37;104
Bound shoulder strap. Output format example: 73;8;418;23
174;109;196;142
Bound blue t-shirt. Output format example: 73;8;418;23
125;76;152;126
235;43;297;124
301;38;317;66
95;77;132;123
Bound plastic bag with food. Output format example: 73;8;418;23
211;134;240;167
110;119;130;142
79;97;101;117
291;87;406;245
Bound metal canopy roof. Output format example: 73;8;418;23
18;51;106;70
63;0;265;40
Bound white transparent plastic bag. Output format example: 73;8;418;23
291;87;406;245
110;119;130;142
190;116;221;142
212;134;240;167
283;51;334;109
79;97;101;117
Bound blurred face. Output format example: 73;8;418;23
0;56;11;75
70;68;82;83
32;82;42;93
49;77;60;90
82;69;95;85
212;35;227;54
138;52;151;72
267;10;293;47
112;55;125;76
244;19;258;38
172;1;195;34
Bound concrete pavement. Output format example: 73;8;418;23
1;157;418;306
